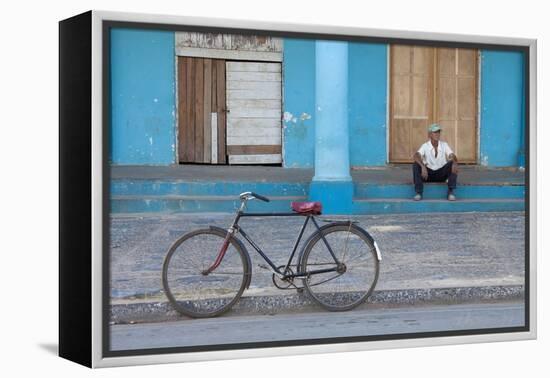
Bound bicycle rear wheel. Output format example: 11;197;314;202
162;228;248;318
300;223;379;311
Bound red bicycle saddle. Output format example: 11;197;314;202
291;201;322;215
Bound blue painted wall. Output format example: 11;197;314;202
110;29;176;165
480;50;525;167
348;42;388;166
282;39;316;168
107;31;525;169
282;40;388;168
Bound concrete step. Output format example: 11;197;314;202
352;198;524;214
355;183;524;199
112;195;524;214
111;180;308;197
112;180;524;199
111;179;524;214
111;195;306;214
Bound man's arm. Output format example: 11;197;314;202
413;152;428;180
448;153;458;174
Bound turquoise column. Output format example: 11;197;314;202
309;40;353;214
518;54;526;170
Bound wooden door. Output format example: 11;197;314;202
389;45;478;163
435;48;478;163
225;61;282;164
389;45;435;162
178;57;227;164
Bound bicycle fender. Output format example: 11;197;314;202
208;226;253;289
350;225;382;262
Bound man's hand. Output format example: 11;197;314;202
448;154;459;174
413;152;428;180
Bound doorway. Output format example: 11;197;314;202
177;57;283;165
389;45;478;163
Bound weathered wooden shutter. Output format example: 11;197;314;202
225;61;282;164
178;57;226;164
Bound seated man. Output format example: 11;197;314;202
412;123;458;201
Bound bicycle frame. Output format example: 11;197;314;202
203;207;342;279
164;194;381;317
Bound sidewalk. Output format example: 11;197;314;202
109;211;525;324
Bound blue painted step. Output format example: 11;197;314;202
111;180;308;197
113;180;524;199
111;196;524;214
355;183;524;199
111;195;306;214
352;198;524;214
110;179;524;214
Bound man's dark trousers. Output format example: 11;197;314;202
413;161;457;194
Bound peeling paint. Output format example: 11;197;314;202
282;39;315;168
480;155;489;166
300;112;312;121
283;111;300;123
283;111;294;123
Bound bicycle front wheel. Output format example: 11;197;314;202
300;223;379;311
162;228;248;318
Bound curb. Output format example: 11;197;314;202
110;285;524;324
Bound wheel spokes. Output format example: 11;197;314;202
163;231;247;317
302;226;379;310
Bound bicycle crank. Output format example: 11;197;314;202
272;265;304;290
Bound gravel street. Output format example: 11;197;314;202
110;211;525;301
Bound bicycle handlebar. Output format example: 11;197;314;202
250;192;270;202
240;191;270;202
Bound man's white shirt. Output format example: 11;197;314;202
417;141;454;171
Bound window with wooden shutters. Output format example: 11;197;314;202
176;32;283;165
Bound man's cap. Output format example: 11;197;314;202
428;123;442;133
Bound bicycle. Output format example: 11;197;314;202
162;192;382;318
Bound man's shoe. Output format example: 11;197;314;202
413;193;422;201
448;193;456;201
